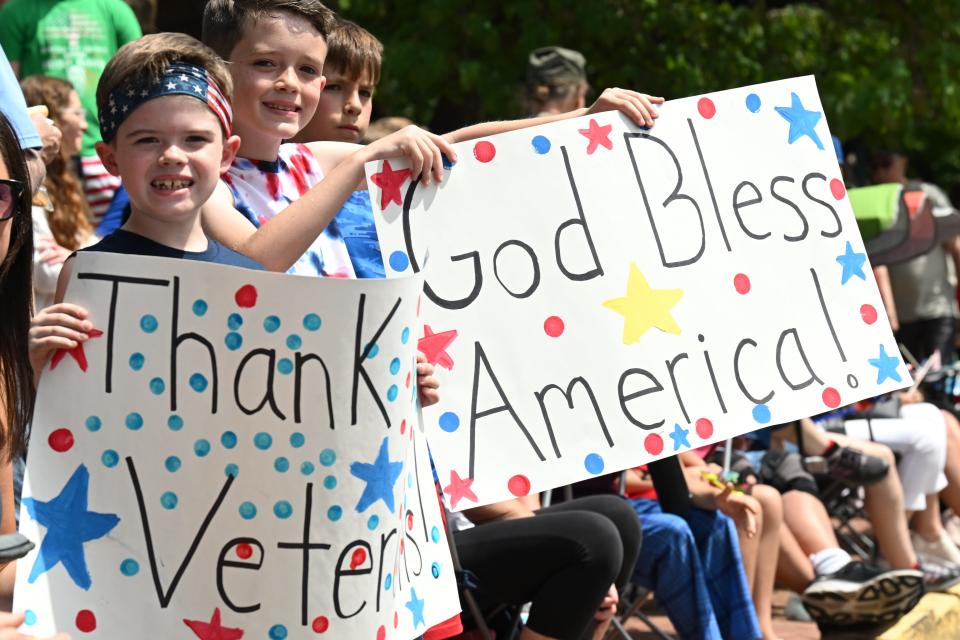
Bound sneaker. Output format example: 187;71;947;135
918;555;960;592
801;561;923;627
912;529;960;566
824;446;889;485
783;592;813;622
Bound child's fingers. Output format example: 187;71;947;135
416;360;435;377
32;312;92;334
416;138;434;186
31;335;79;352
405;139;425;186
418;387;440;407
417;374;440;390
415;351;427;364
426;137;445;184
37;303;90;322
429;131;457;165
30;323;88;344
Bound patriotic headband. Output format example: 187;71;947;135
99;61;233;142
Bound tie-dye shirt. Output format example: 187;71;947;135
225;143;356;278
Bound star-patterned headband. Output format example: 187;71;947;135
99;61;233;142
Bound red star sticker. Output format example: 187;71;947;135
183;608;244;640
418;325;458;370
578;118;613;154
444;470;477;509
370;159;412;210
50;329;103;372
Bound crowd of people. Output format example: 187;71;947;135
0;1;959;639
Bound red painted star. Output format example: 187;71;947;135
578;118;613;154
183;608;244;640
50;329;103;372
370;159;412;210
444;470;477;509
418;325;458;370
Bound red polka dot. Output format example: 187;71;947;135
75;610;96;633
235;543;253;559
350;548;367;569
860;304;878;325
544;316;565;337
698;97;716;119
734;273;751;294
405;371;412;388
394;611;399;628
822;387;841;408
407;513;414;530
830;179;846;200
234;284;258;308
377;625;386;640
473;141;496;163
400;419;406;434
644;433;663;455
507;474;531;497
48;428;74;453
312;616;330;633
400;539;405;554
695;418;714;439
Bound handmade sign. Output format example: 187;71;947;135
15;253;459;639
368;75;910;509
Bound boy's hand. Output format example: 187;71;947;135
587;88;665;129
362;125;458;187
29;303;93;378
716;485;760;539
416;352;440;407
0;611;71;639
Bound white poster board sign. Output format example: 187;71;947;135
369;76;909;509
15;253;459;638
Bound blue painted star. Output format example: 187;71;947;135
669;423;691;451
774;92;825;150
23;465;120;590
835;241;867;284
406;587;426;628
350;437;403;513
868;345;903;385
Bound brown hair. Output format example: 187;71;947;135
202;0;336;60
326;19;382;85
0;111;36;460
97;32;233;120
20;75;94;250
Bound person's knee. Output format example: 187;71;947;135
575;512;624;584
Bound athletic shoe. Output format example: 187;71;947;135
912;529;960;566
801;561;923;627
918;555;960;592
824;446;889;485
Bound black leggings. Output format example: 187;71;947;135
454;494;641;639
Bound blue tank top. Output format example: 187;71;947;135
81;229;265;270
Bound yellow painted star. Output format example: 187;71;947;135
603;263;683;344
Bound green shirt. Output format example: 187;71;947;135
0;0;142;156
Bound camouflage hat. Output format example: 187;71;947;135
527;46;587;85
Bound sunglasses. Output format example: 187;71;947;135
0;179;24;222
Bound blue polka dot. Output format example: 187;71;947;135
24;610;36;626
389;251;410;272
746;93;761;113
189;373;208;392
431;526;440;543
227;313;243;330
584;453;605;475
328;505;342;521
387;385;399;401
239;501;257;519
286;334;302;350
269;624;288;640
390;357;401;375
164;456;181;472
384;573;393;590
752;404;771;424
277;358;293;375
101;449;119;468
125;412;144;430
192;299;208;316
85;416;101;432
401;327;410;344
224;332;243;350
323;475;337;489
263;315;281;332
319;448;336;466
194;439;211;457
161;491;178;509
149;377;165;395
221;431;237;449
120;559;140;576
532;135;551;154
439;412;460;433
301;461;315;476
431;562;441;578
225;464;239;477
167;415;183;431
367;515;380;530
407;473;413;488
129;352;145;370
303;313;322;331
140;314;158;333
254;432;272;450
290;432;305;448
273;500;293;519
367;343;379;359
274;457;289;472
